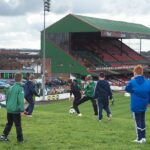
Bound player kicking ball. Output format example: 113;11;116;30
77;75;98;116
68;79;82;116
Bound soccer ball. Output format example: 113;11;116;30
69;108;76;114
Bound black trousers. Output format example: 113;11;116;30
3;113;23;141
78;96;98;115
73;96;81;114
25;96;35;115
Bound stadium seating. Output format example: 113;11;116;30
70;37;148;70
111;39;144;61
48;33;148;73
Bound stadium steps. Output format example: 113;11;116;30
99;46;122;63
114;40;147;62
109;39;134;61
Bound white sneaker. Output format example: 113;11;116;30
132;139;143;144
26;115;32;118
132;139;138;142
108;114;112;121
142;138;146;143
0;135;9;141
78;113;82;117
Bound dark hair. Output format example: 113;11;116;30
26;73;30;80
73;79;77;83
99;72;105;78
68;79;72;84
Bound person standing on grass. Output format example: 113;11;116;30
69;79;82;116
0;73;24;142
125;65;150;143
24;74;39;117
77;75;98;115
93;72;112;121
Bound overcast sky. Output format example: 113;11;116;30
0;0;150;51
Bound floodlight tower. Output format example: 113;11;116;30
42;0;50;100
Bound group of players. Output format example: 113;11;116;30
69;72;113;121
68;65;150;143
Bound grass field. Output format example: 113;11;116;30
0;93;150;150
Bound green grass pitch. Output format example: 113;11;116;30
0;93;150;150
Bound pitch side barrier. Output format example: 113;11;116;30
35;85;124;102
0;86;125;106
95;65;148;71
35;93;71;102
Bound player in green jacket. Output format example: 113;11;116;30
0;72;24;142
77;75;98;115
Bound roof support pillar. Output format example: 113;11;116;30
139;39;142;55
121;38;123;55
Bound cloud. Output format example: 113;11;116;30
0;0;150;50
0;0;43;16
1;0;150;23
52;0;150;16
1;0;150;17
0;12;62;49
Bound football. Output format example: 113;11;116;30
69;108;76;114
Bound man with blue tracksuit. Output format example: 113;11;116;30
24;74;39;117
125;65;150;143
94;72;112;121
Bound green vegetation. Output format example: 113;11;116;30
0;93;150;150
141;51;150;57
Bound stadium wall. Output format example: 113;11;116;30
41;39;88;75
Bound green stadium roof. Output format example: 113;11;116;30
46;14;150;39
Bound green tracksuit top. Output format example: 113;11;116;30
84;81;95;97
6;82;24;114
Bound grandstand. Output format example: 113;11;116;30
41;14;150;80
0;49;40;79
